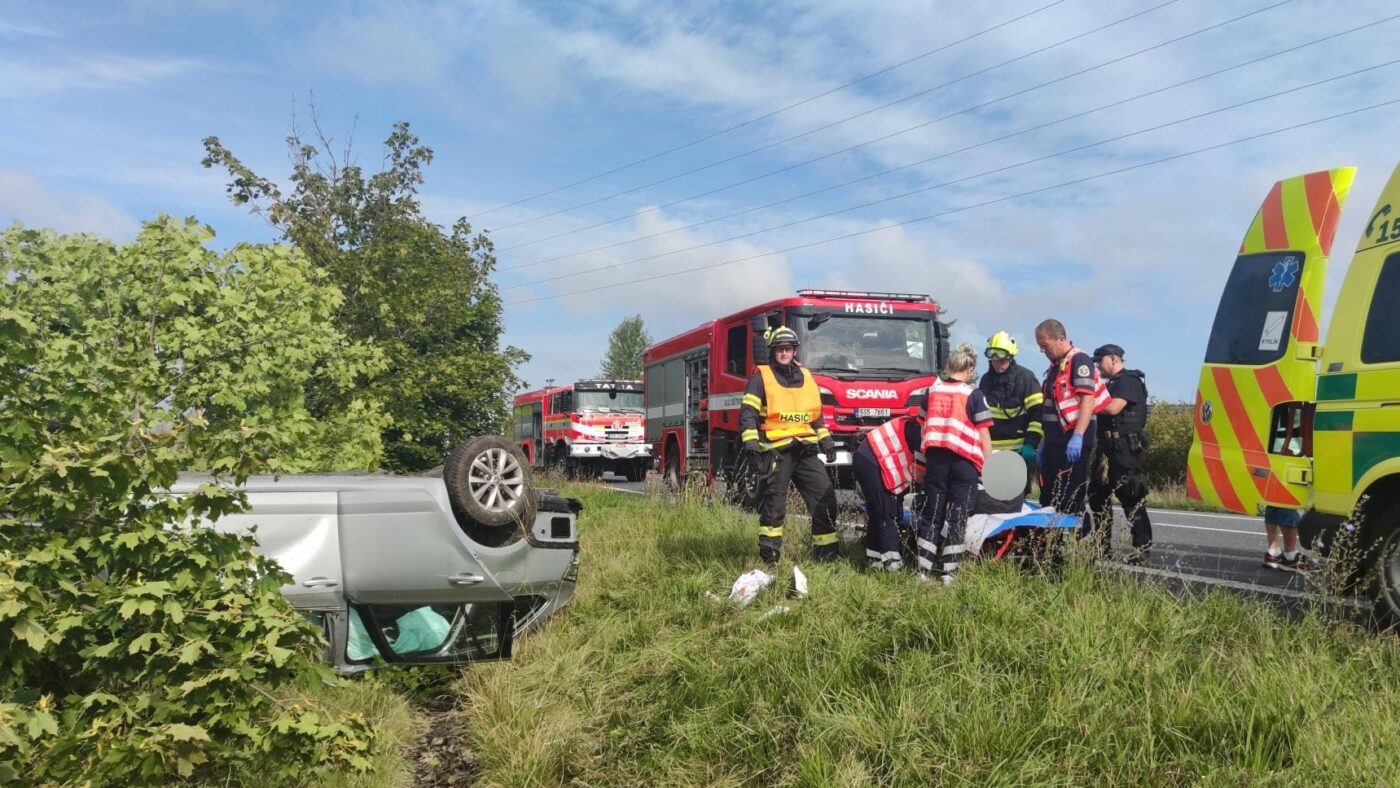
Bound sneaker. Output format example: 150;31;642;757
1263;552;1283;570
941;574;957;587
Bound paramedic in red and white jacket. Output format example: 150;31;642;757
852;415;924;572
1033;318;1110;518
916;343;994;584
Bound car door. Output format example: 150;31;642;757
208;490;344;610
1186;167;1356;513
337;484;516;666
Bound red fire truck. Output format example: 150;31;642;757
643;290;949;499
512;379;651;481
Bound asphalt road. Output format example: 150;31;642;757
593;474;1365;614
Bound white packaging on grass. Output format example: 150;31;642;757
728;569;774;606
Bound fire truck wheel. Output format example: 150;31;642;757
724;453;763;511
664;442;684;492
625;462;647;483
443;435;537;547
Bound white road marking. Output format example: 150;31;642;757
1109;563;1368;610
1147;508;1261;522
1153;521;1263;538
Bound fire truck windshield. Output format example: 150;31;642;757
795;313;935;378
574;390;644;413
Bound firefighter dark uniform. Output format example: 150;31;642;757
853;415;923;571
1038;345;1109;516
918;377;993;579
978;331;1044;492
1086;344;1153;561
739;327;840;564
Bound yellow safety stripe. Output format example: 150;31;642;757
811;532;839;546
1025;421;1044;436
988;405;1024;419
741;429;760;442
741;393;763;409
1024;392;1045;408
758;526;784;538
815;427;831;441
991;438;1025;450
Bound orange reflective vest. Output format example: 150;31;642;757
1049;347;1110;430
867;416;916;494
757;365;822;447
921;378;986;470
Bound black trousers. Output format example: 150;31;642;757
757;443;839;563
1038;423;1096;516
853;446;903;569
1086;447;1153;551
918;448;979;575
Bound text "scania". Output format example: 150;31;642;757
846;389;899;400
843;301;893;314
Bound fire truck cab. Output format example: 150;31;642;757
644;289;949;497
513;379;650;482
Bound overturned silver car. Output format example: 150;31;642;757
175;436;579;672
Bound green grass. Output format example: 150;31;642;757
1147;481;1238;514
459;486;1400;786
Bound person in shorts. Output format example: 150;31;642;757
1262;505;1314;572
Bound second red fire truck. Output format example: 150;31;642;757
512;379;651;481
643;289;949;500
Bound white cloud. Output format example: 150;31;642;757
0;53;202;97
0;18;59;38
0;170;139;239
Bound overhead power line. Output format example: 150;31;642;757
498;0;1293;250
503;57;1399;292
506;96;1400;306
500;11;1398;274
489;0;1187;234
465;0;1070;220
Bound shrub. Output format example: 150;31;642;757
0;219;382;783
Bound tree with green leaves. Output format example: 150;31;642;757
0;218;379;782
599;314;652;380
202;119;527;471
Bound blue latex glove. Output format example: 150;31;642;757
1018;443;1037;463
1035;441;1045;465
1066;433;1084;463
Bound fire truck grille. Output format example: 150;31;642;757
835;413;889;428
605;430;630;441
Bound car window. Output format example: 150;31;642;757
1203;251;1306;366
1361;252;1400;364
348;602;513;664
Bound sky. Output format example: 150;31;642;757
3;0;1399;400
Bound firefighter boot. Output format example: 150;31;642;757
758;523;784;565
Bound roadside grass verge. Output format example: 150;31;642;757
1147;481;1237;514
461;486;1400;785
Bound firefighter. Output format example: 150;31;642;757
852;415;924;572
978;331;1044;495
739;326;840;565
917;343;994;584
1086;344;1153;563
1033;319;1109;520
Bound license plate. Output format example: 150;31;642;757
856;407;891;418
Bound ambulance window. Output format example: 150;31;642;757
725;324;747;375
1361;254;1400;364
1203;252;1304;366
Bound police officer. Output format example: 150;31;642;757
1086;344;1153;563
852;414;924;572
978;331;1044;495
1033;319;1109;518
739;326;840;565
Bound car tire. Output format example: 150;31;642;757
444;435;538;547
1366;501;1400;627
625;462;647;483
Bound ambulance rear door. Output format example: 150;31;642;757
1186;168;1356;513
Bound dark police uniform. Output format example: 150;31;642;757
1086;345;1153;558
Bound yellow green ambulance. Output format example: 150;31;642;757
1188;162;1400;620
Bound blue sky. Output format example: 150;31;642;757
3;0;1399;400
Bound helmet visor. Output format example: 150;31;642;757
985;348;1011;361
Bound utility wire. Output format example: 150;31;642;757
507;96;1400;305
498;0;1291;248
489;0;1187;233
500;12;1399;273
465;0;1070;220
504;56;1399;292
